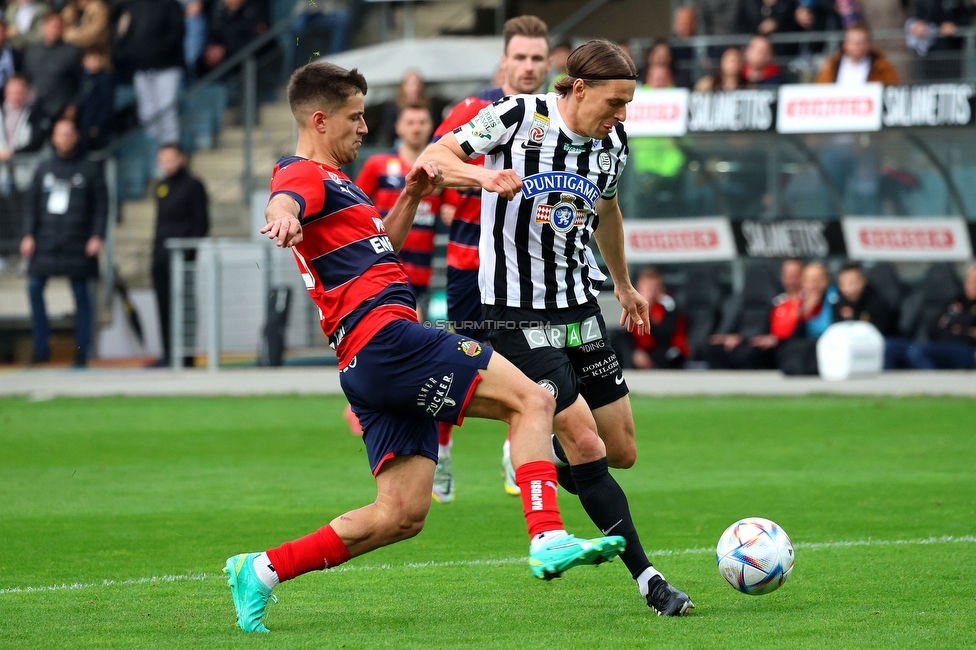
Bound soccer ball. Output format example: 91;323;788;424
716;517;794;595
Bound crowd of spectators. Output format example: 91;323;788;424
656;0;973;89
622;260;976;374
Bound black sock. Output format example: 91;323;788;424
570;457;652;580
551;435;577;494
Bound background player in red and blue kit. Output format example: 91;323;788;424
222;61;625;634
430;15;552;503
356;102;445;309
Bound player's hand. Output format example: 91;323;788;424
482;169;522;200
616;285;649;335
261;215;303;248
405;161;442;199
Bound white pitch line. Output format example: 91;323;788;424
2;535;974;597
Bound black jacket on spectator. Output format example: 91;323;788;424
206;0;269;65
930;294;976;346
114;0;185;74
23;153;108;278
914;0;971;29
832;286;895;336
23;39;83;121
152;167;209;260
0;102;49;154
738;0;796;35
76;69;115;151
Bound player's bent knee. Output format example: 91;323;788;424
394;511;427;540
608;444;637;469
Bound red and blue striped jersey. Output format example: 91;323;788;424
433;87;504;271
354;153;442;289
269;155;418;368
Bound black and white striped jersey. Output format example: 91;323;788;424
452;93;629;310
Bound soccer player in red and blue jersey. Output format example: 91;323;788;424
356;103;443;307
222;62;625;634
429;15;552;503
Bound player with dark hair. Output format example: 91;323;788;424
222;61;625;634
431;14;552;502
419;39;695;616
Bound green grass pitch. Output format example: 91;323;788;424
1;394;974;648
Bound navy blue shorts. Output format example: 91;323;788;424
339;319;493;475
447;267;485;340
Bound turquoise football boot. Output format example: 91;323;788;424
224;553;277;633
529;534;626;580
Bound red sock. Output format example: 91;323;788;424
515;460;564;538
438;422;453;447
265;525;350;582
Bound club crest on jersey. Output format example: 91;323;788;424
536;193;587;234
458;339;482;357
521;171;601;207
598;150;612;173
524;112;549;148
328;171;353;195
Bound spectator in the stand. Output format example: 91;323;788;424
61;0;110;52
181;0;209;73
23;12;82;122
639;42;681;88
20;119;107;366
5;0;50;51
202;0;269;73
114;0;185;145
616;267;690;370
816;23;900;85
706;259;802;370
0;74;49;189
379;70;444;148
794;0;852;32
151;143;209;367
694;46;744;92
906;264;976;370
738;0;796;36
0;21;20;94
670;6;697;88
546;41;571;92
742;34;783;87
697;0;742;36
906;0;971;80
282;0;349;74
832;263;894;334
70;45;114;151
775;262;834;375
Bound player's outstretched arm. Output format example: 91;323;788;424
385;161;442;253
417;133;522;200
593;194;649;335
261;193;303;248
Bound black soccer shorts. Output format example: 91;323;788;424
484;301;629;415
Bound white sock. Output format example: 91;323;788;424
438;440;452;458
636;566;663;597
252;552;280;589
550;434;568;467
530;529;568;553
502;437;511;459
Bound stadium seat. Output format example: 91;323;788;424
716;263;780;339
898;263;963;341
683;265;725;360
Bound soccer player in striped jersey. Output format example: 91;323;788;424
419;40;695;616
222;62;626;634
430;15;551;503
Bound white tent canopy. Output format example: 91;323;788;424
320;36;503;106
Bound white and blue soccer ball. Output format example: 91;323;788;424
716;517;794;595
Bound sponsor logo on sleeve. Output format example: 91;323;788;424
467;105;506;141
